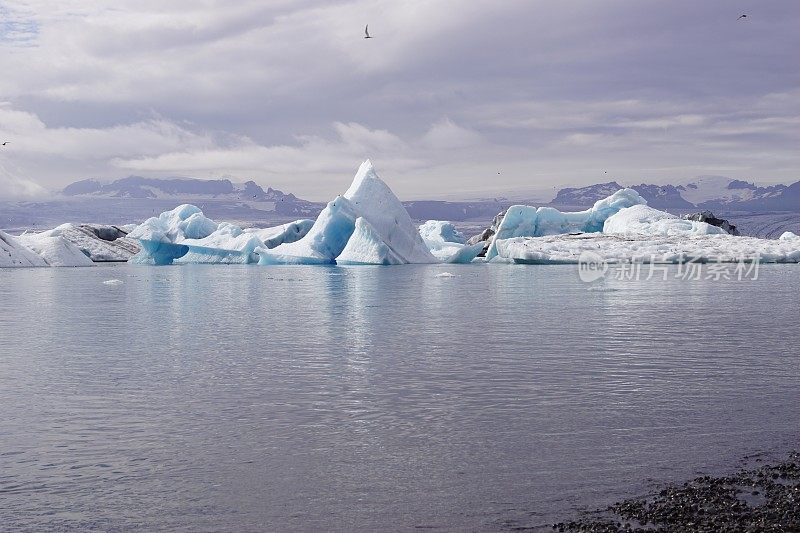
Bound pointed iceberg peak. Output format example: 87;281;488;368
344;159;380;198
258;159;438;265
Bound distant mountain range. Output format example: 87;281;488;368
552;176;799;212
61;175;320;217
58;175;509;223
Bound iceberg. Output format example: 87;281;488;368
128;203;315;264
489;190;800;264
258;220;315;249
337;217;405;265
485;188;646;259
419;220;466;247
129;204;218;243
444;242;486;264
603;205;726;236
494;233;800;264
178;222;264;264
257;196;359;265
342;161;437;264
418;220;483;263
15;230;95;267
0;230;48;267
258;160;438;265
22;223;140;262
128;204;217;264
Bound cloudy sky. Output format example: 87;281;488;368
0;0;798;200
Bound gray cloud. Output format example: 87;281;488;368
0;0;798;200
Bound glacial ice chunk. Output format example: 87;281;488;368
129;204;217;244
257;219;315;248
257;196;358;265
419;220;466;246
444;241;485;263
128;204;218;264
128;204;314;265
0;230;48;267
342;160;437;264
494;233;800;264
17;223;139;263
485;188;646;259
16;231;95;267
603;205;726;236
259;160;437;265
336;217;405;265
417;220;479;262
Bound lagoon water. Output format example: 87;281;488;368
1;263;799;531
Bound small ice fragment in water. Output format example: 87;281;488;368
435;272;456;278
103;279;124;285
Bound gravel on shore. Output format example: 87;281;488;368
553;451;800;532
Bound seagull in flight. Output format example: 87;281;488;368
737;14;747;20
364;24;372;39
1;141;9;146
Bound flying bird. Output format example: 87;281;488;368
1;141;9;146
737;14;747;20
364;24;372;39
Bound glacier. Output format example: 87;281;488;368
485;188;646;260
258;160;437;265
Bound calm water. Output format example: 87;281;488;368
1;263;799;531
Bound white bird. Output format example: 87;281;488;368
1;141;9;146
364;24;372;39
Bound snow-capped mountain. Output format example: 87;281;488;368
676;176;786;206
551;177;799;211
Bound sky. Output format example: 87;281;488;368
0;0;798;201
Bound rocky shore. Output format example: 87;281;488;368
554;452;800;532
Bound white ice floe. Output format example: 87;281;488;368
603;205;726;236
0;230;48;267
435;272;456;278
258;160;438;265
485;188;646;260
494;233;800;264
16;230;94;267
103;279;124;285
779;231;800;241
